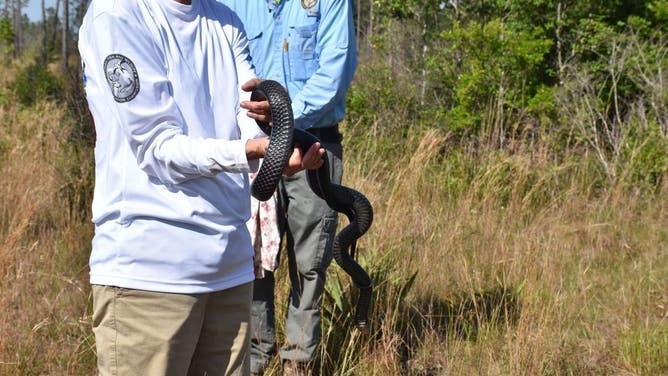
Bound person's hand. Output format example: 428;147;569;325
245;138;324;176
240;78;271;124
244;137;269;160
284;142;325;177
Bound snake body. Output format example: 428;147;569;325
250;80;373;328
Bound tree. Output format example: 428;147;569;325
41;0;46;64
61;0;68;72
13;0;21;58
0;17;13;58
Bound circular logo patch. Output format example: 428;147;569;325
104;54;140;103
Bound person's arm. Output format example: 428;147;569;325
81;6;263;185
291;0;357;129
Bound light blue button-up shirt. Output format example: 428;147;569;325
221;0;357;130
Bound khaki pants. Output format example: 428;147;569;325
92;283;252;376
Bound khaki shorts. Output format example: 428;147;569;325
92;283;252;376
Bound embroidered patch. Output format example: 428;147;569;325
301;0;316;9
104;54;140;103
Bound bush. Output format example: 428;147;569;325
13;63;64;107
619;121;668;189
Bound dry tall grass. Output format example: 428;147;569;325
327;125;668;376
0;72;666;375
0;96;95;374
250;124;667;375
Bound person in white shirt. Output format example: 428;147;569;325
78;0;323;374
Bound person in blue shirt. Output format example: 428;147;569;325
220;0;358;374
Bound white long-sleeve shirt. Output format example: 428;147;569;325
78;0;263;293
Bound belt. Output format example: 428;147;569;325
306;124;342;143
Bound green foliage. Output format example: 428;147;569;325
373;0;416;19
12;63;64;106
620;323;668;374
365;0;668;145
0;17;13;47
345;62;420;163
346;0;667;193
648;0;668;24
428;18;553;133
619;122;668;188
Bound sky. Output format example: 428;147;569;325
25;0;58;22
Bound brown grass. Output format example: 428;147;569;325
333;125;668;376
0;88;666;375
0;99;95;375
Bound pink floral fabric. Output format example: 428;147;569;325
247;172;281;279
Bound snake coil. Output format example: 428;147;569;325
250;80;374;328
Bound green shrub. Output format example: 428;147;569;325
0;18;13;51
619;121;668;189
13;63;64;107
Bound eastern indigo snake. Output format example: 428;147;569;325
250;80;373;328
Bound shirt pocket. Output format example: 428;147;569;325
288;23;318;81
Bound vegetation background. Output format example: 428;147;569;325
1;0;667;375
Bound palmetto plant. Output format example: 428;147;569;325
320;251;417;375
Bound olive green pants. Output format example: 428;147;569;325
92;283;252;376
250;139;343;373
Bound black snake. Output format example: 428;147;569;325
250;80;373;328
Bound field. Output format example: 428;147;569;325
0;60;667;375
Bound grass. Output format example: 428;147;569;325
0;97;96;375
0;66;666;375
255;126;667;375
